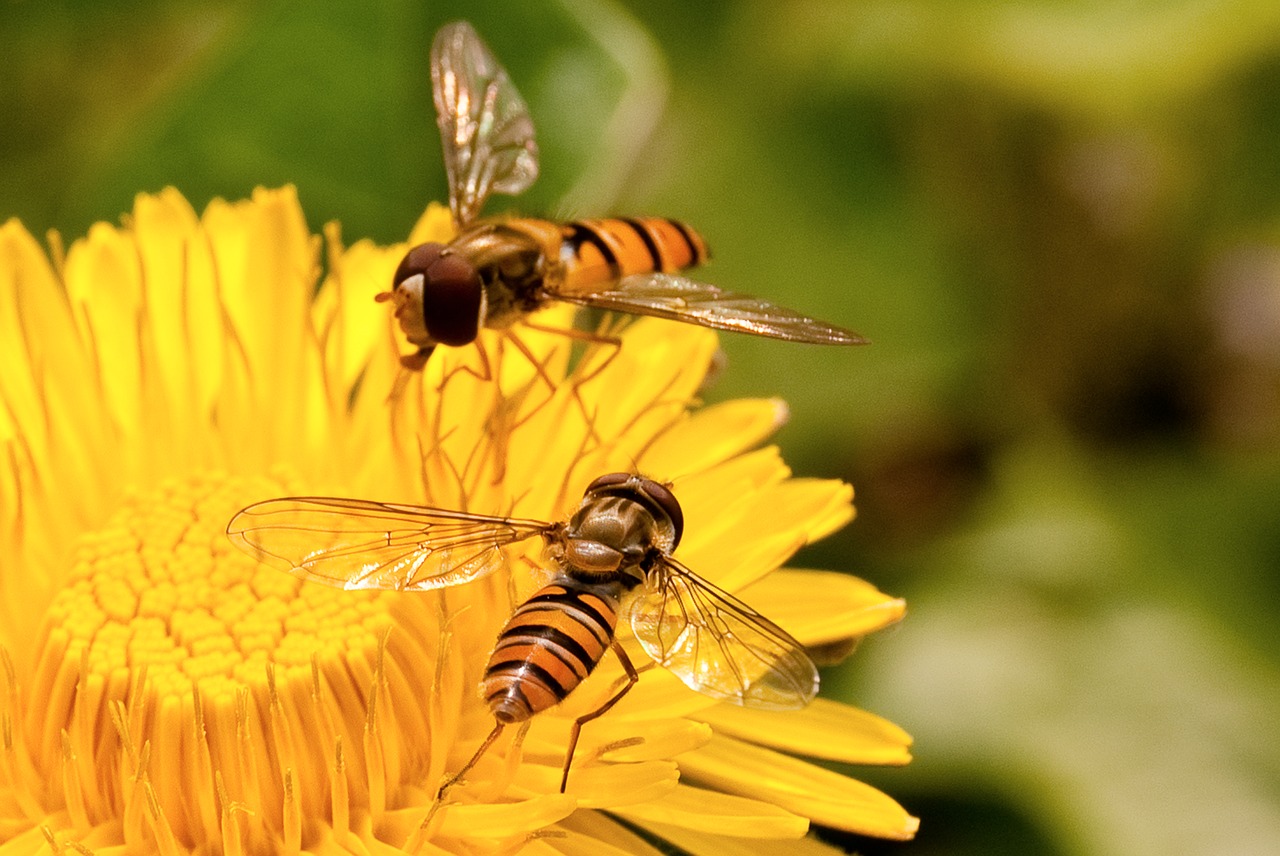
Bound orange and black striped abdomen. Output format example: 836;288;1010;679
558;217;710;292
482;581;622;724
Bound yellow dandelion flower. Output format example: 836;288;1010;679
0;187;916;855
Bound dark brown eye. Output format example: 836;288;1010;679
583;473;684;548
410;249;483;347
585;472;632;493
636;478;683;548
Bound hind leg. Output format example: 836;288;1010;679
560;642;640;792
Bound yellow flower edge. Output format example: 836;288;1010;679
0;187;916;854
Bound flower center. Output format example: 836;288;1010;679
19;473;459;852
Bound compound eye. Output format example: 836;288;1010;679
421;252;484;346
394;242;446;287
637;478;684;548
584;472;633;495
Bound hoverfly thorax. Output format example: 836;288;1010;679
446;223;553;329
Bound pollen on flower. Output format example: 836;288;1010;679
12;472;453;852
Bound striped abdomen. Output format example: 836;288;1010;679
482;579;623;724
554;217;710;292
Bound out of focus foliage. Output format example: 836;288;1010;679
5;1;1279;854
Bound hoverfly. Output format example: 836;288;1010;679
381;21;865;369
226;473;817;793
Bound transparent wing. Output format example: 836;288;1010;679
227;496;552;591
627;556;819;709
431;20;539;226
549;272;866;344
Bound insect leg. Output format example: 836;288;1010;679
437;334;496;386
411;718;530;845
503;330;606;449
501;328;562;390
409;720;508;848
519;319;623;389
519;318;623;348
435;720;505;804
559;641;640;793
400;345;436;372
522;319;624;449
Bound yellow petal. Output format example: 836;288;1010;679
514;759;679;809
165;194;229;428
313;228;405;395
0;220;95;448
407;202;457;246
684;471;854;563
680;531;809;594
201;187;325;455
597;718;713;763
0;220;109;641
431;793;577;840
202;186;314;373
582;319;719;448
677;473;853;592
741;569;906;645
527;713;712;763
640;398;790;479
639;823;855;856
554;811;672;856
712;479;854;561
64;220;144;435
128;188;204;435
696;699;913;766
603;665;723;720
678;734;919;840
675;446;791;554
614;784;810;838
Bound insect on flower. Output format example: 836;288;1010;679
381;20;866;369
226;473;818;794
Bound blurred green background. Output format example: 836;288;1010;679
5;0;1280;853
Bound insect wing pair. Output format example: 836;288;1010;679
227;492;818;709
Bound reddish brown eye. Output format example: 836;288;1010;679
394;242;446;286
422;252;484;346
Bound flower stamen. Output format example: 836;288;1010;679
144;775;180;856
60;729;90;831
282;767;300;856
330;736;349;841
364;663;387;824
216;769;249;856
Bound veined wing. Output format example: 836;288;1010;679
431;20;539;226
627;556;819;709
227;496;552;591
548;272;866;344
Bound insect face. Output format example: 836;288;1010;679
388;242;486;348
